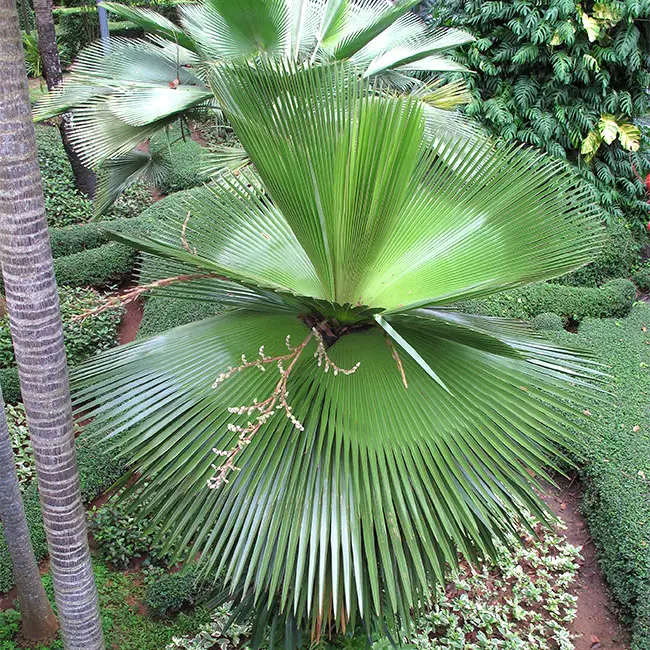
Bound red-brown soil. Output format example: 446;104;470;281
543;477;630;650
118;299;144;345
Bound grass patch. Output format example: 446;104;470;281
0;559;211;650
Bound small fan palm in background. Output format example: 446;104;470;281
35;0;475;213
41;0;604;645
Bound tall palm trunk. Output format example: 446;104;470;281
32;0;96;197
0;387;58;642
0;3;105;649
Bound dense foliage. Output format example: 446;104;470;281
35;125;153;226
0;287;121;369
550;304;650;649
426;0;650;231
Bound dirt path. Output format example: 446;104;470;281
544;477;630;650
118;299;144;345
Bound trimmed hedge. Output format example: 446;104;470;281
150;132;210;194
53;242;136;288
556;220;642;287
0;424;126;593
530;312;564;332
138;297;219;339
144;566;208;618
0;368;20;405
49;213;156;260
461;279;636;324
550;305;650;649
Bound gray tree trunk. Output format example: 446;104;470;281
0;386;58;641
32;0;96;198
0;3;105;649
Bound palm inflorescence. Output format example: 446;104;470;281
44;0;603;645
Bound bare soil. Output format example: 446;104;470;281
118;298;144;345
543;476;630;650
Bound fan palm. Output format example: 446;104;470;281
33;0;474;211
73;59;602;644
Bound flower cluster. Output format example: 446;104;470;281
208;329;360;490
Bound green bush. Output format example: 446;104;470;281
36;125;153;227
549;304;650;649
49;221;107;258
633;262;650;293
53;243;136;288
557;219;641;287
138;297;219;339
150;130;210;194
36;124;94;227
49;212;157;259
145;567;208;618
0;287;122;369
0;368;20;404
0;425;126;593
5;403;35;489
88;491;168;570
428;0;650;232
0;609;20;642
531;312;564;331
461;279;636;323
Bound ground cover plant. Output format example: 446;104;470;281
166;519;582;650
59;41;605;649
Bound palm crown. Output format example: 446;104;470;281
35;0;474;211
71;53;603;644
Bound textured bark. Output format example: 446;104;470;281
0;3;105;649
32;0;96;197
0;387;58;641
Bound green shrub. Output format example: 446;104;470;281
88;491;167;570
49;222;108;258
138;297;219;339
461;279;635;323
0;426;126;593
633;262;650;293
49;213;157;259
36;125;154;227
0;368;20;404
531;312;564;332
145;567;208;618
36;124;94;227
150;130;209;194
53;243;135;288
429;0;650;232
557;219;641;287
549;304;650;648
0;609;20;642
0;287;122;369
5;403;35;489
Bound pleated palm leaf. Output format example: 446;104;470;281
73;61;602;643
34;0;474;212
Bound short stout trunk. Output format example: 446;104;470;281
0;388;58;642
0;4;105;649
31;0;96;197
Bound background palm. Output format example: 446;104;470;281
72;58;602;644
35;0;474;212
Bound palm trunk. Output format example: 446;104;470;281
0;387;58;642
0;4;105;650
31;0;96;197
